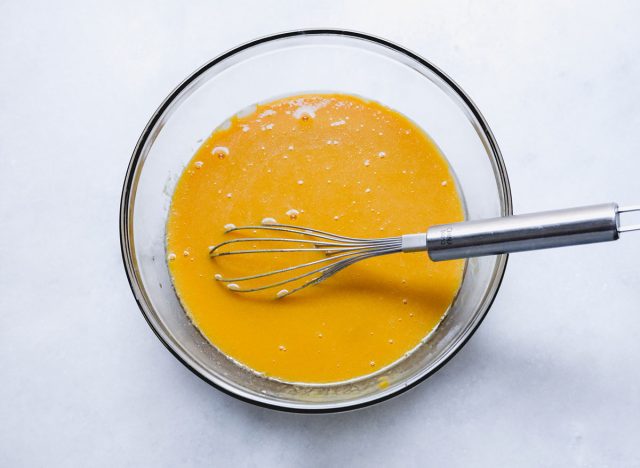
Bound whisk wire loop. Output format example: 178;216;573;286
210;223;403;297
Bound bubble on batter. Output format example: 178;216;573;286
365;188;371;193
441;180;448;186
214;274;222;280
293;107;315;120
194;161;204;168
286;209;299;220
291;99;329;120
227;284;240;291
261;217;277;225
212;146;229;159
226;193;232;198
278;345;287;351
167;253;176;261
259;109;276;118
330;119;346;127
241;125;250;132
224;223;236;231
364;159;370;167
276;289;289;299
378;151;386;158
297;180;304;185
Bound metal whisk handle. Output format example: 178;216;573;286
425;203;635;261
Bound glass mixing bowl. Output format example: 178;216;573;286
120;30;512;412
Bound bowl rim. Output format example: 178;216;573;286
119;28;513;413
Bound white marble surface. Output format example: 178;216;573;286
2;1;640;466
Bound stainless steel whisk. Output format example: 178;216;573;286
210;203;640;298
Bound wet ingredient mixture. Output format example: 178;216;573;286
166;93;464;383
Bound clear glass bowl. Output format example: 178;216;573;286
120;30;512;412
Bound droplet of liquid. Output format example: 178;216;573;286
276;289;289;298
286;209;299;220
214;274;222;280
261;217;277;225
227;283;240;291
224;223;236;231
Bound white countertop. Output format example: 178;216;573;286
2;1;639;466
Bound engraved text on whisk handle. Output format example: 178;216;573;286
425;203;620;261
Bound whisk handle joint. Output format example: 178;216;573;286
426;203;621;261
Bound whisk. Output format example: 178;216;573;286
210;203;640;298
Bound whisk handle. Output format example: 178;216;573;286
426;203;622;261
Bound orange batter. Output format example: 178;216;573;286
166;93;464;383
